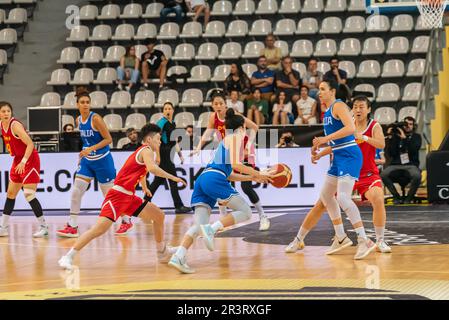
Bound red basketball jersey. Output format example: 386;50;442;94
114;145;151;192
214;112;226;139
0;118;35;158
356;119;380;178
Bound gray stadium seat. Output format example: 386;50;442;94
376;83;400;102
211;1;233;16
70;68;94;85
343;16;365;33
406;59;425;77
296;17;318;34
386;36;409;55
249;19;272;36
362;37;385;55
241;41;264;58
93;67;117;85
218;42;241;59
103;114;123;131
47;68;70;86
255;0;278;14
90;91;108;109
374;107;396;125
187;65;211;83
338;38;361;56
273;18;296;36
381;59;405;78
57;47;80;64
124;113;146;130
195;42;219;60
357;60;381;78
107;91;131;109
279;0;301;14
40;92;61;107
89;24;112;42
179;89;204;108
131;90;155;108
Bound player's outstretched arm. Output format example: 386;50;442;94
141;147;186;186
191;113;215;155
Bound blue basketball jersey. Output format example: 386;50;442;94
323;99;356;150
78;112;110;160
205;140;233;177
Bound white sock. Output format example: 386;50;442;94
211;221;224;233
37;216;46;226
296;226;309;242
375;226;385;242
69;214;78;228
1;214;10;228
355;227;367;240
156;241;165;253
175;246;187;259
67;247;77;259
254;201;265;218
333;223;346;240
219;206;227;216
122;215;131;224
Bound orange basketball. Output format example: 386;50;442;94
269;163;292;188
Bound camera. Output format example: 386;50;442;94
387;121;406;136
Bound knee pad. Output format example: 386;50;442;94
186;225;200;238
70;178;89;214
23;188;36;202
228;195;252;223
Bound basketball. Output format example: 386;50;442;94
268;163;292;188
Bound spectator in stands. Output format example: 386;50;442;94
323;56;347;85
251;56;276;103
226;90;245;114
160;0;185;24
272;91;294;125
141;38;169;91
381;117;422;204
276;131;299;148
63;124;74;133
295;85;317;125
260;34;282;71
61;124;81;152
122;128;142;151
275;56;301;106
187;0;210;30
116;46;140;92
247;88;268;126
303;57;322;99
224;63;251;101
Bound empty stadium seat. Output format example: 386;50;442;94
40;92;61;107
292;62;306;77
403;83;422;102
255;0;278;14
124;113;146;130
79;5;97;21
90;91;108;109
343;16;365;33
197;112;211;128
391;14;414;32
174;112;195;128
211;64;231;82
103;45;126;63
103;114;123;131
386;36;409;54
273;19;296;36
398;106;418;121
374;107;396;125
242;63;257;78
366;15;390;32
377;83;401;102
57;47;80;64
314;39;337;56
112;24;135;41
180;21;202;39
134;44;147;58
241;41;264;58
155;44;172;59
203;20;226;38
120;3;142;19
167;65;188;79
0;28;17;44
406;59;425;77
415;15;432;31
195;42;219;60
211;1;233;16
97;4;120;20
62;115;75;128
63;92;76;109
324;0;347;12
154;89;179;107
296;17;318;34
88;24;112;42
249;19;272;36
66;25;89;42
172;43;195;61
338;38;361;56
225;20;248;37
116;137;130;149
150;112;164;124
187;65;211;83
357;60;381;78
362;37;385;55
142;3;163;18
5;7;27;24
218;42;241;59
131;90;155;108
107;91;131;109
47;69;70;86
302;0;324;12
275;40;289;57
354;83;375;101
317;61;331;74
179;89;204;108
157;22;179;40
411;36;430;53
320;17;343;34
338;61;356;79
233;0;255;15
291;40;313;58
348;0;366;11
382;59;405;78
79;46;103;64
279;0;301;13
135;23;157;40
93;67;117;85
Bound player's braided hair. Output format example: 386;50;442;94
225;108;245;131
75;86;91;102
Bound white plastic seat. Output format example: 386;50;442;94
195;43;219;60
79;46;103;63
63;92;76;109
155;44;172;59
338;38;361;56
180;21;202;39
376;83;401;102
320;17;343;34
324;0;347;12
362;37;385;55
255;0;278;14
93;67;117;85
103;114;123;131
167;65;188;78
142;3;163;18
416;15;432;31
187;65;211;83
218;42;241;59
0;9;5;24
275;40;289;57
107;91;131;109
124;113;146;130
398;106;418;121
211;64;231;82
47;68;70;86
0;49;6;65
88;24;112;41
225;20;248;37
97;4;120;20
249;19;272;36
338;61;356;79
302;0;324;12
111;24;135;41
357;60;381;78
40;92;61;107
117;137;130;149
79;5;97;21
314;39;337;57
386;36;409;55
211;1;233;16
69;68;93;85
154;89;179;107
135;23;157;40
317;61;331;74
4;7;27;24
233;0;255;15
354;84;376;101
103;45;126;63
134;44;147;59
66;26;89;42
57;47;80;64
131;90;155;108
406;59;426;77
172;43;195;61
279;0;301;13
203;20;226;38
273;19;296;36
382;59;405;78
241;41;264;58
391;14;414;32
296;17;318;34
366;15;390;32
374;107;397;125
348;0;365;11
411;36;430;54
174;112;195;128
157;22;179;40
291;40;313;58
343;16;365;33
120;3;142;19
89;91;108;109
197;112;211;128
179;89;204;108
62;115;75;129
403;83;422;102
150;112;164;124
292;62;306;77
242;63;257;78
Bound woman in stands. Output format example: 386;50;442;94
116;45;140;92
0;101;48;237
57;87;117;238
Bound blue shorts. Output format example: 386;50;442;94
76;152;116;184
327;145;363;180
191;170;239;209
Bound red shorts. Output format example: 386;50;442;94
353;174;383;201
9;152;41;184
100;188;143;222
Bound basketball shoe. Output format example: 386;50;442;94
157;245;178;263
115;221;134;236
168;254;195;274
33;225;49;238
58;255;74;270
200;224;215;251
354;237;376;260
0;226;9;237
285;237;305;253
259;216;270;231
376;239;392;253
326;235;353;255
57;224;79;238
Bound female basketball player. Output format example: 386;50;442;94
192;93;270;231
285;96;391;255
0;102;48;237
168;108;273;274
57;87;117;238
58;123;186;270
307;80;376;260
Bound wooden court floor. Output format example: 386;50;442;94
1;212;449;300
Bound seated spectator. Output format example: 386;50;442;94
61;124;81;151
272;91;294;125
141;38;169;90
251;56;276;103
187;0;210;29
303;57;322;100
381;117;422;204
276;131;299;148
117;46;140;91
160;0;185;24
275;56;301;105
295;86;317;125
323;56;347;86
226;90;245;114
224;63;251;101
246;88;268;125
260;34;282;71
63;123;74;133
122;128;142;151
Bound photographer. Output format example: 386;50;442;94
381;116;422;204
276;131;299;148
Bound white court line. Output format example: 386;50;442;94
362;220;449;224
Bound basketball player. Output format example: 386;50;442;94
285;96;391;254
58;123;186;270
57;87;117;238
306;80;375;260
168;108;273;274
191;93;270;231
0;102;48;237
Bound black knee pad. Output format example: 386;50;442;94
3;198;15;216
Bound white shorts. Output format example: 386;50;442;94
191;0;208;9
